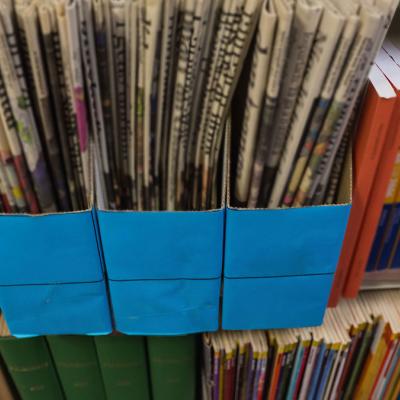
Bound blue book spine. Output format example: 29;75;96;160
379;345;400;396
378;203;400;270
307;343;326;400
315;349;336;400
392;236;400;269
286;344;305;399
366;206;389;271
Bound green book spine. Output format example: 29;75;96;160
147;335;197;400
0;337;63;400
94;335;150;400
46;336;105;400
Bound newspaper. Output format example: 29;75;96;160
323;124;350;205
65;0;91;195
200;0;244;209
0;69;39;213
311;0;400;202
167;0;196;210
143;0;162;210
17;1;71;211
0;1;57;212
94;0;119;206
193;0;230;210
255;0;323;207
0;161;15;212
136;1;146;210
80;0;115;209
186;1;218;201
109;0;130;207
281;2;360;207
158;0;178;210
38;1;80;211
293;4;386;206
202;0;262;210
126;0;138;209
268;0;345;208
0;117;27;212
234;0;277;205
55;0;87;208
247;0;293;208
176;0;209;209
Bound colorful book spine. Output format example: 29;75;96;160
329;68;397;304
377;173;400;269
94;335;151;400
392;233;400;268
147;335;197;400
0;337;63;400
366;151;400;271
46;335;106;400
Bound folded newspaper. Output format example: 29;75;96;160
234;0;399;209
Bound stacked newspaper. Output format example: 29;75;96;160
234;0;399;209
0;0;264;214
202;289;400;400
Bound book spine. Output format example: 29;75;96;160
147;335;197;400
0;337;64;400
46;335;106;400
94;335;151;400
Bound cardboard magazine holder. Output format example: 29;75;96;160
0;156;112;337
97;146;226;335
222;131;352;330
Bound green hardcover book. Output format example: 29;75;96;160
46;336;105;400
147;335;197;400
95;335;150;400
0;337;64;400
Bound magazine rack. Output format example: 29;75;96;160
222;131;352;329
0;157;112;337
97;141;227;335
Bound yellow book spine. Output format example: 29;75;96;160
355;325;392;399
386;150;400;204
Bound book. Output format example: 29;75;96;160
46;335;106;400
329;63;398;305
342;50;400;298
147;335;197;400
202;289;400;399
0;314;63;400
94;335;150;400
366;152;400;272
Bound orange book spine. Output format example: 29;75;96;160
344;93;400;297
268;352;283;400
329;83;396;305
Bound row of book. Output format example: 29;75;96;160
329;36;400;304
232;0;398;209
1;290;400;399
0;316;197;400
202;290;400;400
